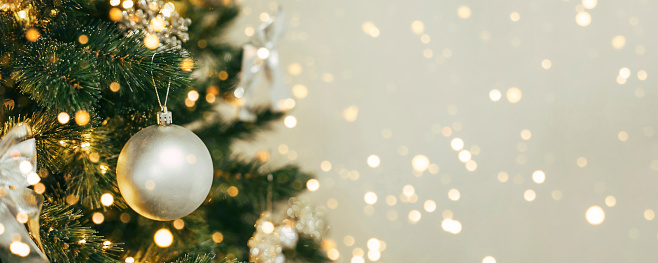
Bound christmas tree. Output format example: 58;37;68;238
0;0;329;262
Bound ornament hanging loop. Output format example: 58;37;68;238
151;52;172;126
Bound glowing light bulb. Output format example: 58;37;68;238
412;155;430;172
154;228;174;247
100;193;114;206
262;221;274;234
364;192;378;205
144;34;160;49
306;179;320;191
586;206;605;225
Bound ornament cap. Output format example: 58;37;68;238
157;107;172;126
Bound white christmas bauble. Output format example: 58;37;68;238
116;124;213;221
277;224;299;249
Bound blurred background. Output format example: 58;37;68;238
229;0;658;262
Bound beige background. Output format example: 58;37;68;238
228;0;658;262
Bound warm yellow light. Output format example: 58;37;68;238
26;172;40;185
151;17;165;32
26;28;40;42
122;0;133;8
441;218;462;234
75;110;90;126
125;257;135;263
343;235;355;246
78;35;89;44
367;155;380;168
16;212;28;224
551;190;563;200
520;129;532;140
510;12;520;22
327;248;340;260
171;218;184;230
57;112;70;124
109;0;120;6
351;255;365;263
424;200;436;212
321;160;332;172
144;34;160;49
575;12;591;27
154;228;174;247
457;5;471;19
645;209;655;221
408;210;421;223
618;131;629;142
262;221;274;234
327;198;338;209
92;212;105;224
605;196;616;207
577;157;588;167
541;59;552;69
524;189;536;202
364;192;378;205
212;232;223;243
448;188;460;201
18;10;27;18
284;116;297;128
402;185;415;197
10;241;30;257
293;84;308;98
110;82;121;92
582;0;597;9
612;35;626;50
458;150;471;163
619;67;631;79
489;89;502;102
34;183;45;194
586;206;605;225
412;154;430;172
187;90;199;102
506;87;522;103
288;63;302;75
638;70;648;80
109;8;123;21
497;171;509;182
465;160;478;172
343;106;359;122
361;21;380;38
180;58;194;72
19;160;32;174
368;249;381;261
227;186;239;197
386;195;397;206
532;170;545;184
450;138;464;151
411;20;425;34
100;193;114;206
483;256;497;263
306;179;320;192
257;47;270;59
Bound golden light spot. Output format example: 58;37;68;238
78;35;89;44
150;17;165;32
442;209;453;219
541;59;552;69
582;0;597;9
126;257;135;263
465;160;478;171
605;196;616;207
25;28;40;42
586;206;605;225
180;58;194;72
89;152;100;163
10;241;29;257
212;232;223;243
262;221;274;234
205;93;216;103
618;131;629;142
109;0;120;6
368;250;381;261
288;63;302;76
619;67;631;79
154;228;173;247
612;35;626;49
457;5;471;19
361;21;380;37
74;110;90;125
420;34;430;44
292;84;308;99
412;155;430;172
187;90;199;102
428;164;440;174
328;248;340;260
34;183;45;194
15;212;28;224
575;11;591;27
100;193;114;206
284;116;297;128
25;172;39;185
57;112;70;124
351;255;365;263
92;212;105;224
489;89;502;102
306;179;320;192
327;198;338;209
408;210;421;223
532;170;545;184
386;195;397;206
184;98;195;108
441;218;462;234
510;12;520;22
448;188;460;201
120;213;131;223
402;185;415;197
227;186;239;197
256;47;270;60
122;0;133;8
144;34;159;49
638;70;647;80
110;82;120;92
450;138;464;151
506;87;522;103
320;160;332;172
577;157;588;167
244;26;254;36
343;106;359;122
497;172;509;182
66;194;79;205
109;8;122;21
423;49;433;58
364;192;377;205
411;20;425;34
458;150;472;163
424;200;436;212
367;155;380;168
524;189;536;202
343;235;355;246
645;209;655;221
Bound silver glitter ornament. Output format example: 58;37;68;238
248;212;285;263
116;109;213;221
119;0;191;49
286;197;329;240
276;220;298;249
